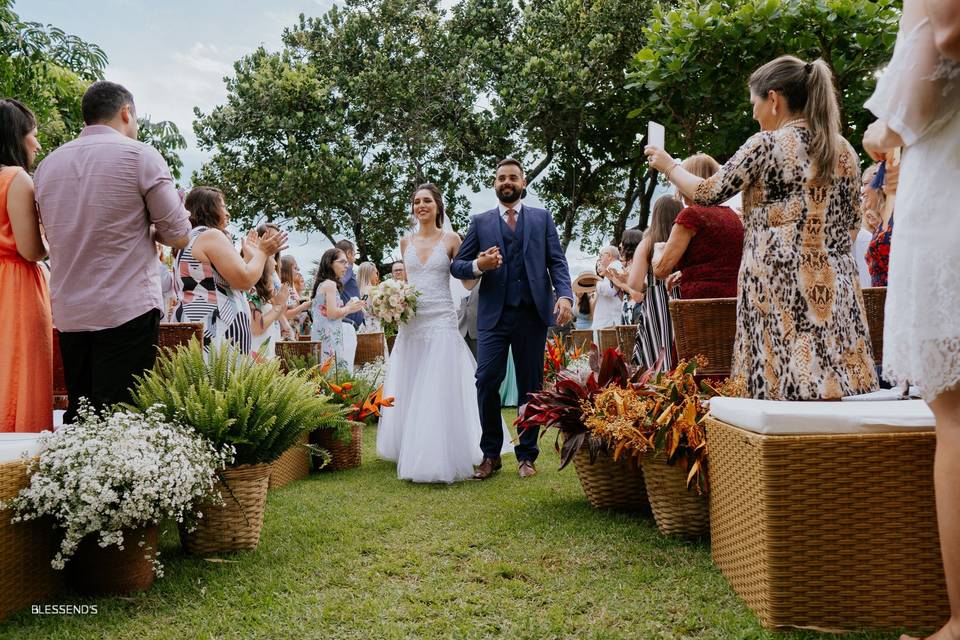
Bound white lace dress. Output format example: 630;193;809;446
376;237;513;483
865;1;960;400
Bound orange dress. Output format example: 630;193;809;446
0;167;52;432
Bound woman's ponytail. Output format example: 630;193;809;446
803;58;841;184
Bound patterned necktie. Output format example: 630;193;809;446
505;208;517;232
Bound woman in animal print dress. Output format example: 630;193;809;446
646;55;878;400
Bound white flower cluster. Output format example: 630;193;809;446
367;279;420;327
353;357;386;388
566;354;593;380
3;405;233;573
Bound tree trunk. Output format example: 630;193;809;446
613;164;641;240
636;168;659;231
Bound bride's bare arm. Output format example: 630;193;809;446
448;232;479;290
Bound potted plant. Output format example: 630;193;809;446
640;357;745;537
307;356;393;471
3;405;231;594
516;347;660;512
128;340;352;554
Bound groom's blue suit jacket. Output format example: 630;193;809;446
451;205;573;331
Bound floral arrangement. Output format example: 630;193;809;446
367;279;420;336
543;334;586;384
312;357;394;427
581;386;657;467
3;405;233;573
353;356;386;389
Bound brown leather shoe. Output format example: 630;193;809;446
518;460;537;479
473;457;502;480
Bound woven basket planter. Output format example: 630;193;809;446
616;325;638;361
354;332;385;367
571;447;649;512
269;433;311;490
180;463;272;555
597;328;619;355
311;424;363;471
158;322;203;352
67;525;157;595
707;416;948;632
640;451;709;538
0;460;64;619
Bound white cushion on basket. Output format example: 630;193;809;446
0;433;45;463
708;397;935;435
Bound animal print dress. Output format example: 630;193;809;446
693;124;878;400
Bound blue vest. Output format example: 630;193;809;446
500;211;534;306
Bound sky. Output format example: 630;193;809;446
19;0;608;274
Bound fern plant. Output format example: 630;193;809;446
128;340;354;466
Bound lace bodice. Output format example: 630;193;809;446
401;237;458;339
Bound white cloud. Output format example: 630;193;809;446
172;42;233;77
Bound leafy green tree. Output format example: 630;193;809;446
0;0;106;155
194;0;504;264
627;0;900;171
473;0;653;249
137;117;187;182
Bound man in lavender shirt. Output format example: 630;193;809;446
34;81;192;423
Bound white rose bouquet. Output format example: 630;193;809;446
3;405;233;574
368;279;420;336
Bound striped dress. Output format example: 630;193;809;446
633;271;677;373
174;226;251;353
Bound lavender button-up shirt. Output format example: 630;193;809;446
34;125;192;332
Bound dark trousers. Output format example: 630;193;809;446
476;304;548;462
58;309;161;423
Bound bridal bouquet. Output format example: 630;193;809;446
368;279;420;336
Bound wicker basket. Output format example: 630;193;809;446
276;340;320;372
597;328;619;355
707;416;947;632
616;325;638;361
67;525;157;595
669;298;737;380
571;447;649;512
269;433;311;489
158;322;203;352
355;332;385;367
311;424;363;471
640;451;709;538
0;460;64;619
861;287;886;367
569;329;594;351
180;463;272;555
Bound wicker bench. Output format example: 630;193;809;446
706;398;947;632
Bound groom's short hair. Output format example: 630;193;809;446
496;157;524;175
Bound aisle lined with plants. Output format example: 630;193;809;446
6;417;890;640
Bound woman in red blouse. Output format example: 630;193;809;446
653;154;745;299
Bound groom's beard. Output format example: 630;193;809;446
496;184;521;204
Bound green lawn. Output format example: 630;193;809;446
4;410;897;639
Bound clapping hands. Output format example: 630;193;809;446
243;227;289;256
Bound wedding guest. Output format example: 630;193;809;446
863;3;960;638
391;261;407;282
651;154;745;299
591;246;621;334
280;255;310;337
572;271;599;330
356;261;383;334
255;223;294;340
609;228;644;325
629;196;683;372
311;247;364;370
865;159;898;287
0;99;51;432
174;186;286;354
853;165;884;289
157;244;178;322
646;55;878;400
335;239;365;330
458;286;480;358
33;81;193;422
247;254;290;359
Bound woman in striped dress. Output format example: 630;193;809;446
174;186;286;354
628;196;683;372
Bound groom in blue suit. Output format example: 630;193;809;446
451;158;574;479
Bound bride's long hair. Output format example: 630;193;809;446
410;183;445;230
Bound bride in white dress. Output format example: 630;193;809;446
376;183;513;483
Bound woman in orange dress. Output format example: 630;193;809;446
0;99;52;432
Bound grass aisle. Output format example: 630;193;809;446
7;411;891;639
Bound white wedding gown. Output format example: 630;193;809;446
376;237;513;483
865;3;960;400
